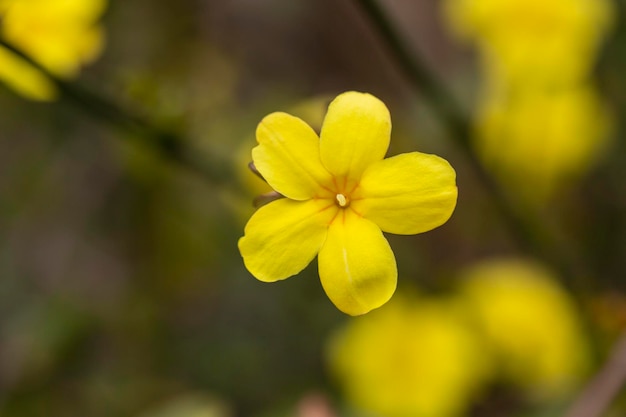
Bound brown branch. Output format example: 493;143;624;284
565;332;626;417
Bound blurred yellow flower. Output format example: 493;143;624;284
0;0;107;100
444;0;614;86
459;259;591;397
238;91;458;315
475;86;612;203
443;0;614;204
327;294;490;417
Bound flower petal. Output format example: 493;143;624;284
253;112;334;200
352;152;458;235
320;91;391;184
318;210;397;315
239;198;337;282
0;47;58;101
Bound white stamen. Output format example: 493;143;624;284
336;193;348;207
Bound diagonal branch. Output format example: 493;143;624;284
0;38;233;185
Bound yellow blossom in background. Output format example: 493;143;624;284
0;0;107;100
442;0;614;205
327;294;490;417
444;0;614;87
459;259;591;398
475;86;612;203
238;91;457;315
0;47;58;100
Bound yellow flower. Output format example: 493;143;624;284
444;0;614;86
238;92;458;315
0;0;107;100
475;86;612;204
460;259;591;398
327;294;490;417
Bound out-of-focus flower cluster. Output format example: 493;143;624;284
444;0;614;204
327;259;591;417
0;0;106;100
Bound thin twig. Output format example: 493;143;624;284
357;0;468;146
0;38;232;185
354;0;589;288
565;332;626;417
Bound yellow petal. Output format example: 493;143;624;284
2;0;107;78
253;112;334;200
318;210;397;315
0;46;58;101
57;0;107;20
7;0;106;21
31;25;105;77
320;92;391;184
0;0;12;14
352;152;458;235
239;198;337;282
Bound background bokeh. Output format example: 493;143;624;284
1;1;626;416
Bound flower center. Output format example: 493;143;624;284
335;193;350;208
